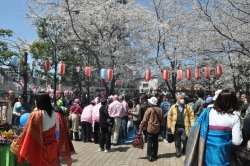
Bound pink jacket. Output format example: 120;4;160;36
92;103;101;122
108;100;125;118
121;100;129;117
81;104;93;123
70;104;82;114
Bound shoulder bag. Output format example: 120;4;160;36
152;107;163;134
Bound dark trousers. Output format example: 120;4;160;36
143;130;147;143
121;116;128;140
133;121;140;134
99;127;112;150
81;121;92;142
174;127;187;155
162;116;168;139
93;122;100;143
147;132;159;157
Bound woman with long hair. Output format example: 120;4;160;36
13;94;31;126
185;90;243;166
18;93;58;166
129;97;141;134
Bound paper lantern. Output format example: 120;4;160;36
132;70;136;76
133;84;137;88
117;79;122;86
216;65;222;76
100;69;107;79
177;69;183;81
58;62;65;76
85;66;92;78
100;81;103;87
11;55;18;67
186;69;192;80
190;86;194;90
144;70;151;82
43;60;50;72
195;68;201;80
64;90;71;95
205;66;210;78
162;69;169;81
76;66;80;72
107;68;113;81
56;90;61;99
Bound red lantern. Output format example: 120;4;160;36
85;66;92;78
205;66;210;78
177;69;183;81
190;86;194;90
43;60;50;72
58;62;65;76
56;90;60;99
195;68;201;79
162;69;169;81
144;70;151;82
107;68;113;81
186;69;192;80
133;84;137;88
216;65;222;76
100;81;103;87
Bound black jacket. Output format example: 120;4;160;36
99;105;113;128
241;115;250;146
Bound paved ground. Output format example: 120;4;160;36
60;138;185;166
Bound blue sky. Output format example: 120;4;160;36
0;0;37;41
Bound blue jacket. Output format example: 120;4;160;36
160;100;172;117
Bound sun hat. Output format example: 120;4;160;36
148;97;158;105
213;89;222;101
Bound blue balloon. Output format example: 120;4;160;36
56;130;60;139
20;113;30;127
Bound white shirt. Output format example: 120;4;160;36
42;110;58;131
1;102;12;124
209;108;242;145
13;102;21;115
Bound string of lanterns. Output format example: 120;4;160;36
146;65;223;82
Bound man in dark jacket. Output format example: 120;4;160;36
193;90;205;117
99;98;114;153
140;94;149;142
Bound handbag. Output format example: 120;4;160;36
10;134;22;155
152;107;163;134
166;129;174;143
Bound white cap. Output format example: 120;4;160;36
213;89;222;101
148;97;158;105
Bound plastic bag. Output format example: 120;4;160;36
132;131;144;149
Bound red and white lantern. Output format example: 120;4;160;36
85;66;92;78
58;62;65;76
162;69;169;81
133;84;137;88
107;68;113;81
100;81;103;87
43;60;50;72
177;69;183;81
195;68;201;80
216;65;222;76
76;66;80;72
144;70;151;82
186;69;192;80
56;90;61;99
117;79;122;86
64;90;71;95
132;70;136;76
205;66;210;78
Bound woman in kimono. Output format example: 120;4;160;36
185;90;243;166
18;93;58;166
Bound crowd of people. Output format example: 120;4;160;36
1;89;250;165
